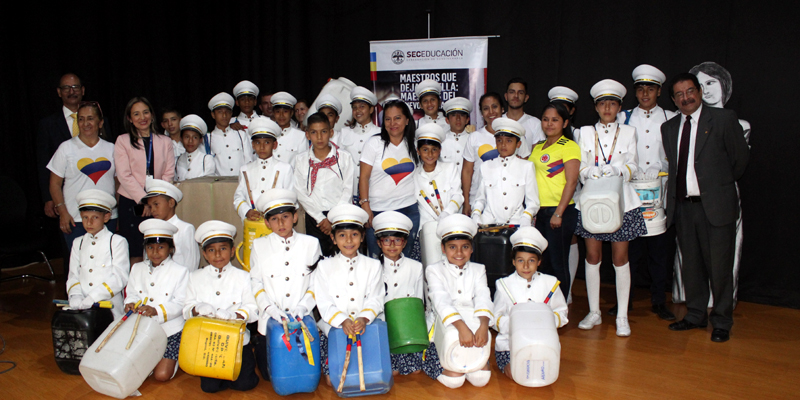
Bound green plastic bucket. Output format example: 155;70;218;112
384;297;429;354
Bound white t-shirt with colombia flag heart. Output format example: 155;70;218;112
360;135;417;211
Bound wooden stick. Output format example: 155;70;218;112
126;297;148;350
478;224;513;233
95;299;142;352
356;333;365;391
420;190;440;216
281;318;291;340
543;281;561;304
242;171;256;209
296;316;315;342
432;180;445;211
271;170;280;189
337;335;353;392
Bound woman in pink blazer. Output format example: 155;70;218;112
114;97;175;263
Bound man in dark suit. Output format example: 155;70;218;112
661;73;749;343
36;73;84;217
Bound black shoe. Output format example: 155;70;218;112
651;304;676;321
668;319;707;331
608;302;633;316
711;329;730;342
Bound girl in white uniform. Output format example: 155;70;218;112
440;97;474;175
373;211;424;375
414;124;464;230
422;214;493;388
313;204;383;382
184;221;259;393
574;79;645;337
249;189;322;380
415;79;449;131
175;115;215;181
338;86;381;203
66;190;130;318
492;227;568;380
123;219;188;382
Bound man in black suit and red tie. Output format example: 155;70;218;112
36;73;85;218
661;73;749;343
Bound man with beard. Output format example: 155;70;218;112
503;77;545;157
661;73;749;343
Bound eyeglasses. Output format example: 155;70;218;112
379;237;405;246
673;87;697;100
60;84;82;92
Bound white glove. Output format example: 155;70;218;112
601;164;621;177
633;169;645;181
290;306;308;320
194;303;216;317
264;306;287;322
520;216;532;227
587;166;603;180
644;167;661;180
215;309;236;320
78;296;96;310
471;211;482;224
438;210;451;221
69;295;84;309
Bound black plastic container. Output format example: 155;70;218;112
471;227;517;296
51;308;114;374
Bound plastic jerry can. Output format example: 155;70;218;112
508;302;561;387
235;218;272;272
79;314;167;399
579;175;624;234
471;227;515;296
433;309;491;373
384;297;429;354
51;308;114;375
179;316;246;380
266;316;321;396
328;319;393;397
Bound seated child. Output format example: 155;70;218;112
66;189;130;318
144;178;200;271
313;204;383;385
492;226;568;381
123;219;188;382
422;213;493;388
176;114;215;181
183;221;259;393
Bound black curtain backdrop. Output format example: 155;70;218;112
4;1;796;307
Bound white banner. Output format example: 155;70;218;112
370;37;489;127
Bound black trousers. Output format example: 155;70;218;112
305;211;336;257
535;204;578;297
200;342;259;393
628;225;676;305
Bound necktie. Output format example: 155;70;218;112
70;113;80;137
676;116;692;200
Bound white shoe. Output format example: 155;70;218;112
578;311;602;330
616;317;631;337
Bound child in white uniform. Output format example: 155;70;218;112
233;118;293;221
205;92;253;176
314;94;344;149
462;92;504;214
270;92;308;166
414;124;464;229
492;227;568;380
230;80;261;132
338;87;381;203
124;219;188;382
415;79;449;131
66;190;130;318
144;178;200;271
175;114;215;181
249;189;322;380
440;97;473;175
313;204;383;383
422;214;493;388
373;211;424;375
184;221;259;393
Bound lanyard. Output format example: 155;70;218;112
594;126;620;167
146;134;154;178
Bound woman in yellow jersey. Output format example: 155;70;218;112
528;102;580;297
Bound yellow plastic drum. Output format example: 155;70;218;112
236;218;271;271
179;317;246;381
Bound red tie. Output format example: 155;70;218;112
308;144;340;193
676;116;692;200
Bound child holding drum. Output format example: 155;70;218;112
492;226;568;381
183;221;259;393
422;214;493;389
373;211;425;375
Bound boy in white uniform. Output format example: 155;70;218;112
144;178;200;271
249;189;322;380
415;79;449;130
175;114;216;181
206;92;253;176
66;190;130;318
233;118;294;221
314;94;344;149
440;97;473;174
339;87;381;203
414;124;464;229
270;91;308;166
230;80;261;131
160;108;185;160
471;118;539;227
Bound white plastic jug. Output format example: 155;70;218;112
433;307;491;373
305;77;357;131
420;221;442;269
79;315;168;399
631;178;666;237
579;175;624;234
509;302;561;387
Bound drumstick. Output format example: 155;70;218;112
337;335;354;392
543;281;561;304
126;297;148;350
281;318;291;340
272;170;280;189
242;171;256;209
95;299;142;352
420;190;440;216
356;333;365;391
477;224;518;233
53;300;113;309
432;180;445;211
296;316;315;342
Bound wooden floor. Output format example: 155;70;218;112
1;260;799;400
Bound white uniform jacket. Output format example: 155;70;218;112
273;126;308;166
339;122;381;198
234;157;294;220
492;271;568;351
314;253;384;336
230;112;261;131
577;123;642;212
183;263;259;345
383;255;424;304
67;226;130;318
425;259;494;328
618;106;676;173
172;139;185;161
417;112;449;131
440;130;469;175
472;156;539;226
249;231;322;335
293;145;355;225
176;148;215;181
414;161;464;230
168;214;200;272
124;257;189;336
206;127;253;177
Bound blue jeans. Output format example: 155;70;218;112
365;203;420;260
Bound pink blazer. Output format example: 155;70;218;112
114;133;175;202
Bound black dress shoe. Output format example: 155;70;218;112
651;304;676;321
668;319;707;331
608;302;633;316
711;329;730;342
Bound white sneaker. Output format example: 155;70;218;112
616;317;631;337
578;311;602;330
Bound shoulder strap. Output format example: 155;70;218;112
203;133;213;156
109;233;114;261
624;109;633;125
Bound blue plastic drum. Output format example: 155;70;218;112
266;316;321;396
328;319;393;397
